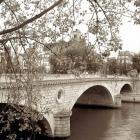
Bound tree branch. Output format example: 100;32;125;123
0;0;63;35
0;36;58;56
0;0;4;4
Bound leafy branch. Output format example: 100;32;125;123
0;0;63;35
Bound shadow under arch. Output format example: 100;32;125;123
120;84;133;95
0;103;53;137
120;84;133;103
73;85;114;109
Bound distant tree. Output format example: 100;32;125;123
118;61;132;75
49;37;101;74
86;51;101;73
107;58;119;75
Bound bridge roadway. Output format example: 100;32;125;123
0;74;140;137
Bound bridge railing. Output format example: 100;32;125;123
0;73;136;84
42;74;134;81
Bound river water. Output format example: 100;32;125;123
66;103;140;140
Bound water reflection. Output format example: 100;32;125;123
66;103;140;140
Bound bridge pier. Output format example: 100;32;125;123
53;112;71;138
113;95;121;108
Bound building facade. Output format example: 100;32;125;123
117;51;133;64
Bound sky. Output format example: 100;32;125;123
120;18;140;53
75;19;140;55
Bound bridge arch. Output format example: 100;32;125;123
120;84;133;95
71;85;114;109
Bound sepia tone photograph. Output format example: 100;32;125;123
0;0;140;140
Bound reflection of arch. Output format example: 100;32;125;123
0;103;53;136
120;84;132;94
72;85;114;109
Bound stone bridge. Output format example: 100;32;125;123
0;74;140;138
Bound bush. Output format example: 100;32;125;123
0;104;42;140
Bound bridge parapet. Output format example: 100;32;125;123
0;74;135;82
